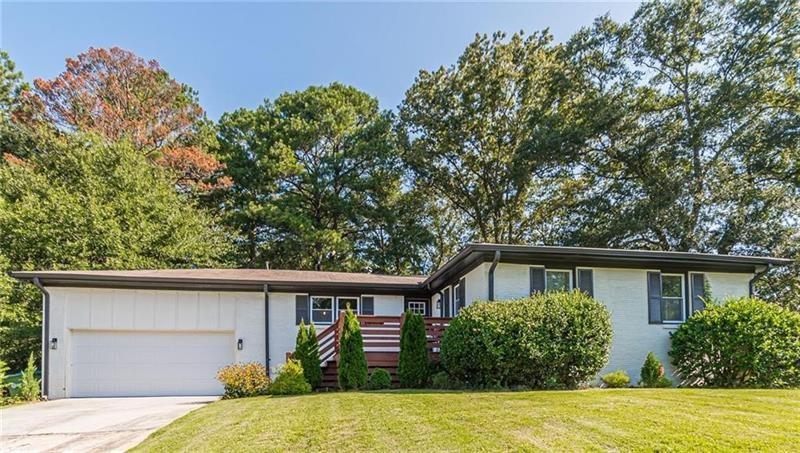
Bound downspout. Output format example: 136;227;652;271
748;264;772;297
488;250;501;301
32;277;49;399
263;284;271;375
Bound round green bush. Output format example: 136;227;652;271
601;370;630;388
670;297;800;388
269;359;311;395
440;290;612;389
367;368;392;390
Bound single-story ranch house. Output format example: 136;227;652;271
11;244;791;399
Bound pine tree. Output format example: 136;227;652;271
338;309;367;390
398;311;430;388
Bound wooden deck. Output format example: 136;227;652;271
293;314;452;388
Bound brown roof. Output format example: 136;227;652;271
10;268;426;287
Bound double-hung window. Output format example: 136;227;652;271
545;270;571;292
337;296;359;315
660;274;685;322
311;296;334;324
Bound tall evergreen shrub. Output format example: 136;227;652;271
303;323;323;389
338;309;368;390
398;310;429;387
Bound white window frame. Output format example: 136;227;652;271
408;300;427;316
311;295;335;325
335;296;360;316
545;269;573;292
453;283;461;315
660;274;685;324
575;267;594;295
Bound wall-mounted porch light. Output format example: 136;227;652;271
50;338;58;350
237;338;244;351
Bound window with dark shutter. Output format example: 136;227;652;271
455;278;466;314
530;267;545;294
295;295;309;324
577;269;594;297
442;287;451;317
690;274;706;314
647;272;662;324
361;296;374;315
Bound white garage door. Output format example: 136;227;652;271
71;330;234;397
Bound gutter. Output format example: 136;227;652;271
31;277;49;399
748;263;772;297
488;250;501;301
264;284;271;375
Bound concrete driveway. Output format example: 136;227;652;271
0;396;217;452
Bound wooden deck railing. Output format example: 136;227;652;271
288;313;452;368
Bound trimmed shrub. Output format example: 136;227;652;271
640;352;671;388
294;321;322;389
367;368;392;390
440;290;612;389
429;371;463;390
19;353;40;401
398;311;429;388
216;362;271;399
269;359;311;395
338;309;368;390
601;370;631;388
670;297;800;388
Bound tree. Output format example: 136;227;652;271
293;321;322;389
399;31;584;245
21;47;226;192
0;131;228;368
19;352;40;401
560;1;800;256
216;83;431;272
0;50;26;121
337;309;367;390
397;311;429;388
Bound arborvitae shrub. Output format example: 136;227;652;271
398;311;429;388
338;309;368;390
640;352;668;388
19;353;40;401
303;323;323;389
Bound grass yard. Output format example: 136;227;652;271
133;389;800;452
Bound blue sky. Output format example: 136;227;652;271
2;2;640;119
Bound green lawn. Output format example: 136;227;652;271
134;389;800;452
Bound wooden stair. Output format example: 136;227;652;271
299;314;451;389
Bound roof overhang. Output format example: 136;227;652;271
423;243;793;291
8;271;428;296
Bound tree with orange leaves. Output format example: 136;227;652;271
24;47;226;192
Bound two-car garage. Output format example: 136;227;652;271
42;286;266;399
70;330;234;397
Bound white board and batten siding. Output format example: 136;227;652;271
47;288;410;399
459;263;753;381
47;288;267;399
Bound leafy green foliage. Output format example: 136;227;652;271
0;358;9;398
19;352;39;401
670;297;800;388
0;132;228;368
337;310;368;390
601;370;631;388
441;291;612;389
215;83;431;272
367;368;392;390
216;362;271;399
640;352;671;388
397;311;429;388
294;321;322;389
429;371;463;390
269;359;311;395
